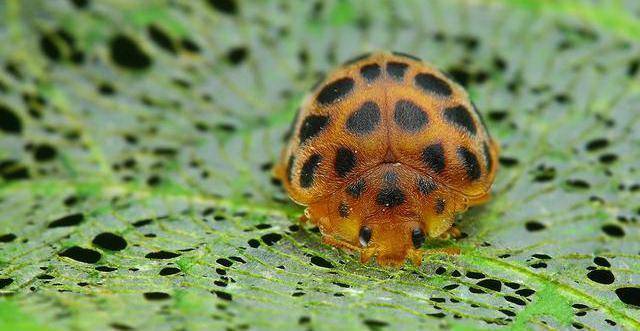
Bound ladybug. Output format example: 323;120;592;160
275;51;498;266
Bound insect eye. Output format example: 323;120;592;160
359;226;372;247
411;228;426;249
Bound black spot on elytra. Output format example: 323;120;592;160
394;99;428;133
226;46;248;65
0;233;17;243
298;115;329;145
92;232;127;251
615;287;640;307
338;202;349;218
483;142;492;173
0;278;14;289
376;171;405;207
392;51;421;61
286;155;295;183
159;267;180;276
417;177;437;195
422;143;446;173
435;198;446;215
33;144;58;162
147;24;176;54
300;154;322;188
525;220;546;231
316;77;354;105
412;228;425;248
144;292;171;301
360;63;381;83
207;0;238;15
110;35;152;70
0;103;22;134
261;233;282;246
346;178;366;198
414;73;452;97
334;147;356;178
457;147;481;181
386;62;408;81
359;226;372;246
602;224;624;237
444;105;477;135
48;213;84;228
59;246;101;264
145;251;181;259
310;255;334;268
343;53;371;66
346;101;381;135
587;269;615;284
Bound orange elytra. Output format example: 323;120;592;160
275;51;498;267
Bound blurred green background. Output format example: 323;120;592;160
1;1;639;330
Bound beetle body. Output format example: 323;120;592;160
275;52;498;266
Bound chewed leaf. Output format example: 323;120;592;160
0;1;639;330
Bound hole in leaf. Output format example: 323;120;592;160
310;256;334;268
261;233;282;246
525;220;546;232
0;278;13;289
48;213;84;228
95;266;117;272
593;257;610;267
213;290;233;301
110;34;152;70
207;0;238;15
0;104;22;134
476;279;501;292
92;232;127;251
143;292;170;301
59;246;101;264
504;295;527;306
363;319;389;331
145;251;181;259
602;224;625;237
0;233;17;243
587;270;615;285
147;24;176;54
159;267;180;276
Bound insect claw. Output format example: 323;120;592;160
408;249;424;266
439;226;462;239
360;248;375;264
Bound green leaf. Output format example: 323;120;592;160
1;0;639;330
